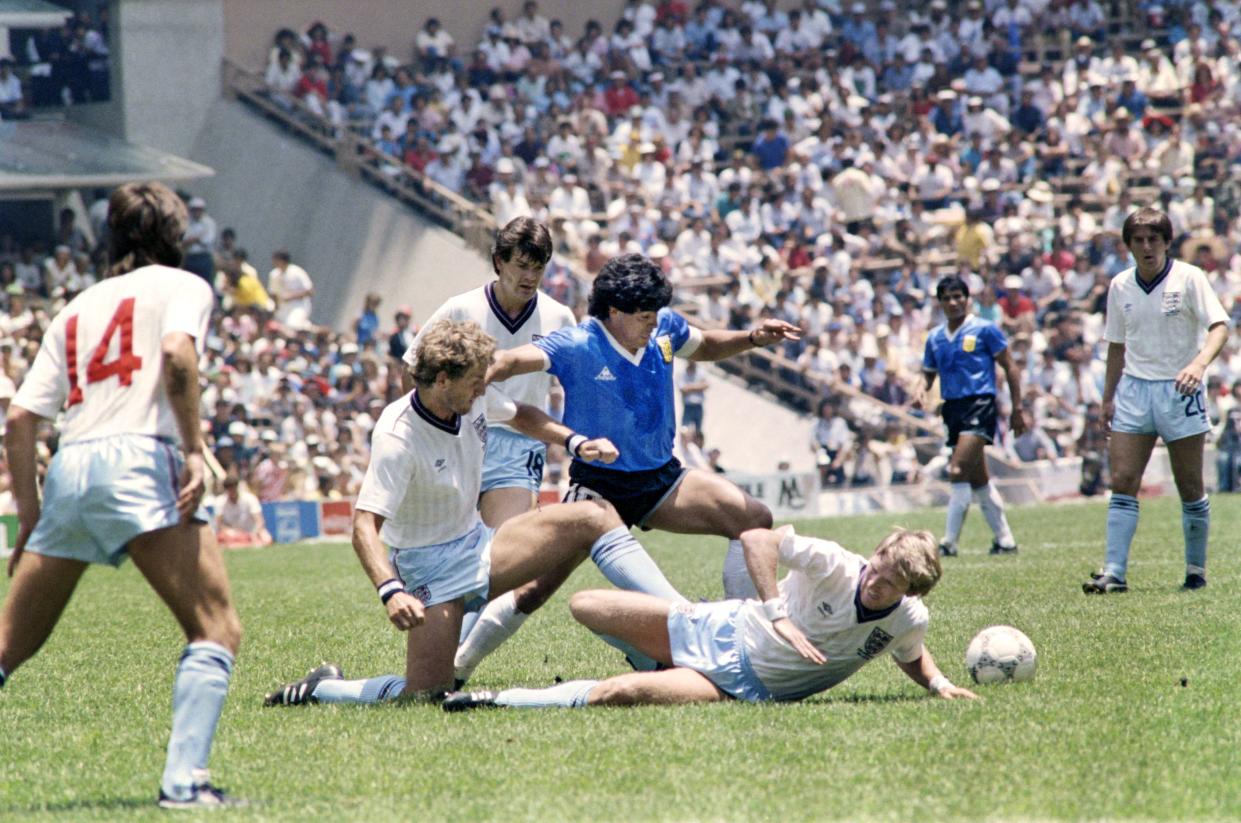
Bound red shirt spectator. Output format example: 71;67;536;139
603;74;639;117
999;277;1036;319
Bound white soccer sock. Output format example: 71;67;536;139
495;679;599;708
974;481;1015;547
722;538;758;600
454;591;528;685
944;482;972;548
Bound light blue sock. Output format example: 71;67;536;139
312;674;405;704
590;526;686;602
1182;497;1209;575
458;609;481;644
1104;494;1140;580
161;642;234;801
0;664;7;688
495;679;599;708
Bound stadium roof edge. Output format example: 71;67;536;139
0;0;72;28
0;119;215;192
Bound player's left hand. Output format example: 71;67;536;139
772;617;826;665
935;684;979;700
748;319;802;347
177;452;207;521
1174;362;1206;396
578;438;619;463
1010;408;1028;436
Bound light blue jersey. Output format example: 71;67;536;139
922;315;1007;399
534;308;703;473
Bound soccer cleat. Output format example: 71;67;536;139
1082;571;1128;594
441;690;501;712
1181;573;1207;590
263;663;343;707
938;541;958;557
989;540;1018;555
158;780;246;809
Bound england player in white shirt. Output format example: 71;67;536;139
266;319;682;704
1084;207;1231;595
442;525;977;709
0;183;244;809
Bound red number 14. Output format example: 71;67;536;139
65;298;144;406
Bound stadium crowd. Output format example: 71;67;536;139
251;0;1241;487
0;8;112;115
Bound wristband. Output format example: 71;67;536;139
376;578;404;605
928;674;953;694
747;329;758;347
565;433;587;457
762;598;788;622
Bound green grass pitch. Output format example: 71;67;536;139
1;496;1238;821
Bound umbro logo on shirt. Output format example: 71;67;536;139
434;458;447;472
595;366;617;381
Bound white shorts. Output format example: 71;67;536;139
667;600;771;702
481;427;545;494
1112;375;1210;442
25;435;208;567
390;523;493;611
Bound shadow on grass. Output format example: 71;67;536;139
0;796;153;815
808;692;925;705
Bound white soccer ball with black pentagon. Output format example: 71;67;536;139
965;625;1036;684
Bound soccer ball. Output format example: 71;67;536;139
965;625;1037;684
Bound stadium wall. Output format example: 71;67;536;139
222;0;628;70
186;98;492;329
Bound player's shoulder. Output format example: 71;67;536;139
1169;258;1208;285
898;594;931;626
127;265;212;302
535;291;576;323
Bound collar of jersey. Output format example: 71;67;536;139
943;313;976;342
591;317;648;366
854;566;903;624
485;282;537;334
1134;257;1174;295
410;389;460;435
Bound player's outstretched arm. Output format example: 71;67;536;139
507;402;618;463
351;508;425;631
162;332;207;521
4;405;43;576
690;318;801;362
895;650;978;700
487;344;550;384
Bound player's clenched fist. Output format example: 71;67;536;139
578;437;619;464
386;591;426;631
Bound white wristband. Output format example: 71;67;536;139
565;433;587;457
928;674;953;694
762;598;788;622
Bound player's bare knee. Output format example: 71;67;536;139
587;675;642;706
568;589;607;624
746;500;773;530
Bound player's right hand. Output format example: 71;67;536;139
578;437;619;464
6;513;36;577
1101;400;1115;429
386;591;425;631
177;452;207;521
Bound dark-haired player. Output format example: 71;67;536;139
453;253;799;683
1083;207;1229;594
913;275;1026;557
0;182;244;808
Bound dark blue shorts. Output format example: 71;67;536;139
942;393;998;447
565;457;688;528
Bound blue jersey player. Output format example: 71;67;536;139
453;253;800;684
914;275;1027;558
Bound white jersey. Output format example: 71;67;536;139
737;529;928;701
13;265;212;446
404;284;575;431
355;387;517;548
1103;259;1230;381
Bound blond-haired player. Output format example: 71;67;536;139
443;526;977;709
0;182;243;808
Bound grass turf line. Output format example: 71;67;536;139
0;496;1237;821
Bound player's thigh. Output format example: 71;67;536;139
1108;432;1158;495
479;486;538;529
403;599;465;694
588;667;727;706
949;435;989;483
1165;432;1206;501
569;589;674;663
128;521;241;653
487;499;618;595
644;468;770;537
0;553;88;671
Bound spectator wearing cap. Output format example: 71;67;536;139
931;89;962;136
214;476;273;548
181;197;217;286
1062;35;1098;98
602;70;638;117
840;2;878;53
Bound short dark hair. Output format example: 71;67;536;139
587;254;672;319
1121;207;1173;245
272;249;291;263
491;216;553;273
935;275;970;300
107;182;187;276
